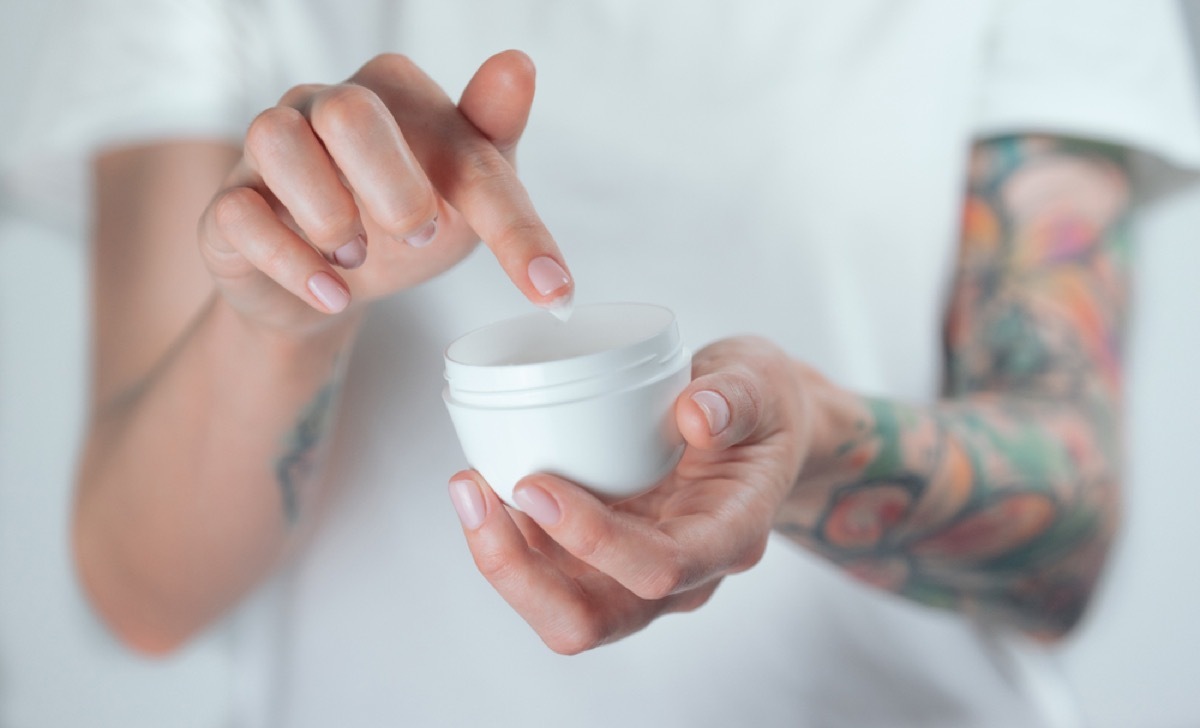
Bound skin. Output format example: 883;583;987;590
449;136;1129;652
77;50;1127;655
76;51;573;653
787;137;1128;638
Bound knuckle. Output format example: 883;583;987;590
470;543;517;584
674;591;710;614
568;518;615;564
254;233;295;277
245;106;308;155
311;84;384;133
210;186;261;235
378;192;437;238
723;368;760;405
675;584;718;614
307;206;361;246
490;216;547;256
637;557;687;601
456;144;551;248
363;52;417;77
278;83;323;108
730;535;769;574
459;142;513;190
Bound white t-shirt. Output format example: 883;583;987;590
20;1;1200;727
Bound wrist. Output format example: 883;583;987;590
211;294;365;373
790;362;869;483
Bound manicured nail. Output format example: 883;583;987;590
449;479;486;530
691;390;730;436
307;272;350;313
404;219;437;248
528;256;571;298
332;234;367;270
513;484;561;526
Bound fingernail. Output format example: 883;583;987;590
449;479;486;530
332;234;367;270
691;390;731;436
404;218;437;248
528;256;571;298
307;272;350;313
513;484;561;526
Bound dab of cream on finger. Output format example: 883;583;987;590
528;256;574;322
544;291;575;322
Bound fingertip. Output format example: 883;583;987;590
449;470;497;531
540;288;574;322
449;469;482;485
512;481;563;527
449;481;485;531
518;472;594;500
461;49;537;154
678;371;765;449
691;390;731;436
491;48;536;81
401;217;438;248
676;392;716;449
330;234;368;270
676;385;733;450
514;471;613;525
306;271;350;313
451;469;503;502
527;255;572;298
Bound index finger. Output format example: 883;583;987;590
350;54;574;316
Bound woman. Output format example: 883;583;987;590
61;1;1200;725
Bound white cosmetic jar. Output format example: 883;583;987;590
443;303;692;506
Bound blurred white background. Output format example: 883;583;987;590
1;1;1197;726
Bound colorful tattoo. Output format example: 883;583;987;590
777;136;1130;638
275;380;338;524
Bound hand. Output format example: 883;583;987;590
447;337;815;654
198;50;572;336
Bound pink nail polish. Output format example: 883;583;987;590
404;219;437;248
691;390;731;435
513;484;562;526
332;235;367;270
307;272;350;313
528;256;571;298
449;479;486;530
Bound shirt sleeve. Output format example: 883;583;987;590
973;0;1200;170
4;0;272;228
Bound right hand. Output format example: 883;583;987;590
198;50;573;335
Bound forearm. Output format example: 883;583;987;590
75;296;361;653
777;136;1130;638
776;389;1118;638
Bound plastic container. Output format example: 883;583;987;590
443;302;692;506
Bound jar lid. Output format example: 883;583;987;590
444;302;681;397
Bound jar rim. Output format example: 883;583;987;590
444;302;680;395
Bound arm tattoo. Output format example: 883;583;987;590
275;380;339;524
778;136;1131;638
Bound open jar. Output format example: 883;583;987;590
443;302;692;505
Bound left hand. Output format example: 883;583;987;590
447;336;816;654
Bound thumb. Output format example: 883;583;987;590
673;337;802;452
675;368;768;452
459;49;537;161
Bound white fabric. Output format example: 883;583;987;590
18;1;1200;727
